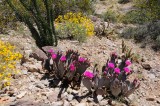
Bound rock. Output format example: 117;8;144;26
142;64;152;70
63;100;70;106
75;103;87;106
148;74;156;79
21;70;28;75
72;90;79;94
61;92;68;99
9;97;17;102
157;98;160;104
70;99;79;106
52;101;63;106
87;97;93;102
29;75;36;82
16;91;27;99
36;83;45;89
97;95;103;101
41;80;49;86
30;48;48;61
67;94;74;101
25;62;42;72
146;97;155;101
42;46;61;54
99;100;108;106
67;88;73;94
23;64;37;72
47;92;59;102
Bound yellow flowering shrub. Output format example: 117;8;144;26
0;40;22;89
55;12;94;37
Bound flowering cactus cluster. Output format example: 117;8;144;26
82;52;140;97
47;49;90;89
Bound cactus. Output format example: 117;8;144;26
6;0;57;48
82;41;140;98
47;49;90;89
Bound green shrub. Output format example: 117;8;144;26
121;0;160;24
102;10;117;22
118;0;130;4
121;21;160;49
56;22;87;42
120;10;148;24
156;35;160;47
0;1;17;33
133;0;160;22
53;0;95;18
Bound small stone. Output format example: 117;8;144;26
142;64;151;70
87;97;93;102
21;70;28;75
148;74;156;79
97;95;103;101
36;83;45;89
70;99;79;106
99;100;108;106
67;94;74;101
75;103;87;106
30;48;48;61
67;88;72;93
61;92;68;99
27;64;39;72
146;97;155;101
47;92;59;102
52;101;63;106
16;91;27;99
41;80;49;86
63;100;70;106
72;90;79;94
157;98;160;104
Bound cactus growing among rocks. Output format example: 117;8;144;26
47;49;90;89
82;51;140;98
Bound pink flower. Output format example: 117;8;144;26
114;68;120;74
60;56;66;62
84;71;94;79
78;57;85;62
108;63;115;69
52;53;57;59
70;63;76;72
124;67;131;73
125;60;131;66
48;49;54;53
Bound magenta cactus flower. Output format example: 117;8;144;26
52;53;57;59
125;60;131;66
78;57;85;62
108;63;115;69
114;68;120;74
70;63;76;72
48;49;54;53
60;56;66;62
124;67;131;73
84;71;94;79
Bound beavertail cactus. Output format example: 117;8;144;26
47;49;90;89
110;78;122;97
83;50;140;98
